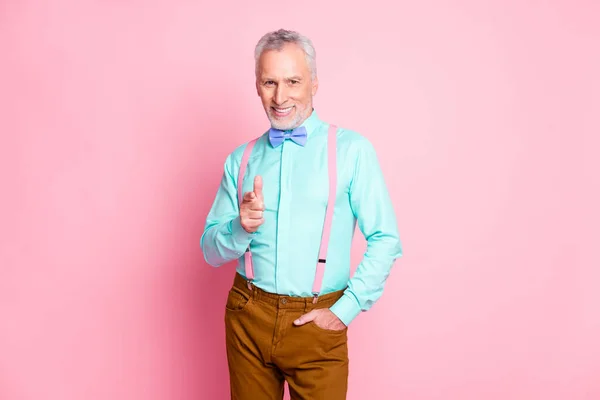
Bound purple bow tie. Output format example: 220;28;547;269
268;126;308;147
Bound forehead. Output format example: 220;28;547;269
257;43;310;78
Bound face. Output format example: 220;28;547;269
256;43;318;130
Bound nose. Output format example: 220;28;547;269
273;85;287;105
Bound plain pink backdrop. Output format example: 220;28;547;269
1;1;598;399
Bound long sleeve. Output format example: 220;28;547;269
329;138;403;326
200;153;255;267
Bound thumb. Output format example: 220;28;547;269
294;310;318;326
253;175;263;199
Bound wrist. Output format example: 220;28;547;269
329;293;362;327
229;216;255;244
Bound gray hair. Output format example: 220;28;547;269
254;29;317;80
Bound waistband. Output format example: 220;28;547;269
232;272;345;310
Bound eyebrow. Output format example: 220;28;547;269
260;76;303;82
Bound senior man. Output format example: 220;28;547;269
201;28;402;400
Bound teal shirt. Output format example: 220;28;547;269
200;110;402;326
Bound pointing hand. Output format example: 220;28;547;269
240;175;265;233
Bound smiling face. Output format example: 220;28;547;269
256;42;318;130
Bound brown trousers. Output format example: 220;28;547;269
224;272;349;400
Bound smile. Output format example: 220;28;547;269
272;106;294;116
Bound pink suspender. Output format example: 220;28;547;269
313;124;337;300
237;137;258;287
237;125;338;302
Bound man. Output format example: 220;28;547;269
200;28;402;400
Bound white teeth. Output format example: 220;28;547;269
274;107;292;112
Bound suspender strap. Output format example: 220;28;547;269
236;125;338;298
312;124;337;298
237;138;258;283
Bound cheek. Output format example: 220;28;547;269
259;92;271;105
290;87;311;105
304;85;314;97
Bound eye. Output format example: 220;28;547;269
290;80;299;85
264;80;275;86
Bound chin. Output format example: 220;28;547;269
268;109;304;130
269;120;294;130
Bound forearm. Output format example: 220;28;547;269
330;234;402;326
330;136;403;325
201;216;254;267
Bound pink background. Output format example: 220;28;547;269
1;1;599;399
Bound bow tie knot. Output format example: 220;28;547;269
268;126;307;147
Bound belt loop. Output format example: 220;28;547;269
247;279;253;291
312;293;318;304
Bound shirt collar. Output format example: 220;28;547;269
296;108;323;137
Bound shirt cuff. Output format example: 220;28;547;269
329;292;362;327
228;216;255;247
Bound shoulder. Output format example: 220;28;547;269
223;132;268;174
333;125;378;158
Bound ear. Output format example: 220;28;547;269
311;76;319;96
256;80;260;96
